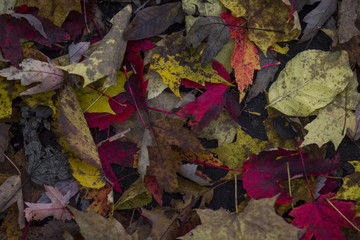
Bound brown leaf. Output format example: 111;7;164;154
0;59;64;95
124;2;181;40
147;119;206;192
337;0;359;43
57;84;101;168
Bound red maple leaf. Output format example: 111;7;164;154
220;11;260;101
290;193;356;240
242;148;342;204
98;141;138;192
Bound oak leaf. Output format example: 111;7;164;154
58;5;132;88
24;185;72;221
268;50;353;116
181;196;300;240
0;59;64;95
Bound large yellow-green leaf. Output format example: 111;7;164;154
57;5;132;88
149;32;232;98
218;0;300;54
75;71;127;114
268;50;353;117
301;73;360;149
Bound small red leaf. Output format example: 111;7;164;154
144;175;163;206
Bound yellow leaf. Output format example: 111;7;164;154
218;0;300;54
268;50;353;117
149;32;232;98
301;73;360;149
57;5;132;87
335;161;360;202
75;71;128;114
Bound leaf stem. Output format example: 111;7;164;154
297;139;314;199
325;198;360;232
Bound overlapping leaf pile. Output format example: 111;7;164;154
1;0;360;239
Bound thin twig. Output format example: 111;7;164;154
4;154;21;176
325;198;360;232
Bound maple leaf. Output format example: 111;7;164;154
290;193;356;240
16;0;82;27
98;141;138;192
24;185;72;221
0;59;64;95
218;0;300;54
268;50;353;117
149;31;233;98
242;148;342;203
58;5;132;88
221;11;260;102
82;185;112;216
302;73;360;149
181;196;300;240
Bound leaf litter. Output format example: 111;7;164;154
1;0;360;239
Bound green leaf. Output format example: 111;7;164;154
268;50;353;117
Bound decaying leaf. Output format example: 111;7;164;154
24;185;72;221
0;59;64;95
181;196;300;240
16;0;82;27
268;50;353;116
124;2;181;40
218;0;300;54
58;84;101;168
186;16;230;66
335;161;360;202
69;206;137;240
301;0;337;42
337;0;359;43
150;32;232;98
58;5;132;87
301;73;360;149
82;185;112;216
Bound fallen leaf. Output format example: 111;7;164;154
69;42;90;63
10;13;48;39
268;50;353;116
114;177;152;210
333;34;360;67
301;0;337;42
82;185;112;216
335;161;360;202
58;5;132;87
221;11;260;101
0;59;64;95
75;71;127;115
124;2;181;40
98;141;138;192
218;0;300;54
337;0;359;43
301;73;360;149
242;148;342;204
24;185;72;221
0;123;10;162
212;119;297;179
181;196;300;240
69;206;137;240
16;0;82;27
144;175;163;206
0;175;25;229
246;50;279;103
1;204;23;240
58;84;101;168
186;16;230;66
149;31;233;98
290;193;355;240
